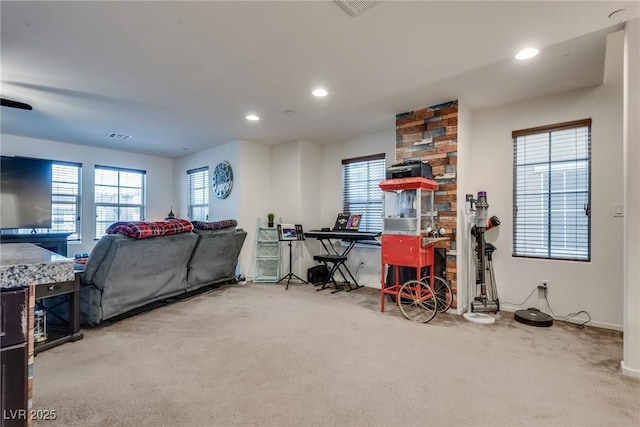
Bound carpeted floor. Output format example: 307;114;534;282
32;282;640;426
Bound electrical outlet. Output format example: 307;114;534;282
538;280;548;298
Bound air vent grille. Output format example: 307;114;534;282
106;132;132;141
335;0;384;17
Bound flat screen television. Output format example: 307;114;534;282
1;156;53;229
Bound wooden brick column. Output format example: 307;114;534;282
396;100;459;308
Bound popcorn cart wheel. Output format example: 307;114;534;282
420;275;453;313
397;280;437;323
396;275;452;322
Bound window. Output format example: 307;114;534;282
342;154;385;233
513;119;591;261
187;167;209;221
95;166;146;238
16;162;82;240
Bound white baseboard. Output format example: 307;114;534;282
621;361;640;379
499;304;623;331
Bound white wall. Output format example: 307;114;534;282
237;140;273;280
320;129;396;287
456;101;473;313
299;140;323;277
172;141;241;221
267;140;324;281
173;140;266;276
0;134;174;256
468;31;625;329
272;141;303;224
270;140;303;281
270;140;324;279
622;18;640;378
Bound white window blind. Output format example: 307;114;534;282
342;154;385;233
187;167;209;221
16;162;82;240
513;119;591;261
95;166;146;238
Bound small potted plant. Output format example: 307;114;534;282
267;213;275;228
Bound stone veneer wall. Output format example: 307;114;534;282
395;100;459;308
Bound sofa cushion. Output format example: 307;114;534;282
191;219;237;230
187;228;247;288
106;218;193;239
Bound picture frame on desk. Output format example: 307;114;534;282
333;213;362;230
346;214;362;230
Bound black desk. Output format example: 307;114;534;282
304;230;380;292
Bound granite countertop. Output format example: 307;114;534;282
0;243;75;289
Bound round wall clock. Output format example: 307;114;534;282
212;161;233;199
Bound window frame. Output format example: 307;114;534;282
94;165;146;239
512;119;592;262
187;166;209;221
341;153;385;235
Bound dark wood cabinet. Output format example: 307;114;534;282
0;288;28;427
0;233;70;257
0;289;27;347
1;344;28;427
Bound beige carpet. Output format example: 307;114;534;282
32;282;640;427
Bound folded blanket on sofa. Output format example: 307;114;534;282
106;218;193;239
191;219;237;230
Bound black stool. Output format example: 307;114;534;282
313;254;348;293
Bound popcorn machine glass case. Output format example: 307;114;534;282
380;177;438;235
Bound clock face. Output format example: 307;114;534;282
212;161;233;199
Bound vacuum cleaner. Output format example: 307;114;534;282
464;192;500;324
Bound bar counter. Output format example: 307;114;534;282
1;243;74;427
1;243;74;289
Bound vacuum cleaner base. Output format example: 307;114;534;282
471;299;498;313
514;308;554;327
463;312;495;324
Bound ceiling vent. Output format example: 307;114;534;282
335;0;384;17
106;132;131;141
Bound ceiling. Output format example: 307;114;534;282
1;1;637;158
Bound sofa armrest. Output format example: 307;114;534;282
83;235;118;284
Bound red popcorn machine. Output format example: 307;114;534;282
379;177;451;323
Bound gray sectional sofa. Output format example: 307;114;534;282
80;227;246;325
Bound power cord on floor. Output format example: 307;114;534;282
543;294;591;328
353;261;364;281
558;311;592;329
502;286;592;329
500;286;537;307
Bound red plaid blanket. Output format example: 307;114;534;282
105;219;193;239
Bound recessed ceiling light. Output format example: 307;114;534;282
312;88;328;97
515;47;539;60
246;114;260;121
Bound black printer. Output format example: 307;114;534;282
385;159;433;179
